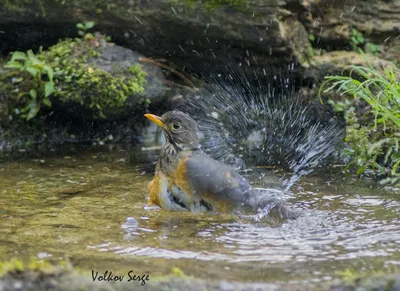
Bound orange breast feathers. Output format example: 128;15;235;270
147;157;194;208
170;157;194;199
147;174;161;206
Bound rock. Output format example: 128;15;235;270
1;0;398;84
302;0;400;49
0;0;313;79
2;264;400;291
53;42;166;120
329;275;400;291
0;34;166;122
382;38;400;66
1;0;399;83
305;51;400;82
93;45;165;104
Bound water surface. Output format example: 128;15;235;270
0;148;400;285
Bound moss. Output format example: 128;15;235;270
170;267;186;278
42;36;147;116
1;33;147;121
335;267;400;291
0;257;62;276
171;0;248;11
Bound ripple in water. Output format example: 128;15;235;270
90;184;400;273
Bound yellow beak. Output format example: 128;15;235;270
144;113;167;129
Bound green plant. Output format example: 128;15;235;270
350;28;364;53
1;21;147;121
319;64;400;184
76;21;95;37
76;21;112;42
365;42;381;56
4;50;54;120
350;28;381;56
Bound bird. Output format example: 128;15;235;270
144;110;298;219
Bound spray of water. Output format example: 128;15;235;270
185;65;344;191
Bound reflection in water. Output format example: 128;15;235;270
0;150;400;284
121;217;140;240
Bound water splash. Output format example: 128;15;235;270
185;66;344;191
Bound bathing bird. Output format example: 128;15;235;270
145;110;297;219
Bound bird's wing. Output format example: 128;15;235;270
184;153;253;207
183;153;299;219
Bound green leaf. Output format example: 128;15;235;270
44;81;55;98
12;77;24;83
4;61;23;69
42;98;52;107
27;50;35;59
29;89;37;100
20;105;30;113
392;160;400;176
76;23;85;29
26;101;40;120
85;21;95;29
356;165;367;175
26;50;41;65
343;148;355;157
10;51;27;62
43;65;54;81
26;67;39;77
78;31;85;36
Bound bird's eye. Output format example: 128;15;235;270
171;122;181;130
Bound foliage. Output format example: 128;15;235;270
319;64;400;184
350;28;381;56
1;22;147;121
76;21;95;37
4;50;54;120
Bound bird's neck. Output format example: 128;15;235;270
163;142;201;157
159;142;201;175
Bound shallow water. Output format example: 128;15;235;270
0;148;400;285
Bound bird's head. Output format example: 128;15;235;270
145;110;200;150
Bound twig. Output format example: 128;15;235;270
164;80;199;93
139;57;197;88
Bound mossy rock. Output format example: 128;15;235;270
0;35;166;123
50;39;166;120
305;51;400;82
0;35;166;159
